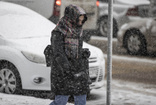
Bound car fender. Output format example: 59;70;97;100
121;19;152;39
0;46;27;87
118;20;147;46
0;46;51;90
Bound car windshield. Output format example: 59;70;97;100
0;6;55;39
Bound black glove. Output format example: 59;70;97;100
82;48;90;58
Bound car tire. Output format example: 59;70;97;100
97;16;118;37
0;61;22;94
124;29;147;55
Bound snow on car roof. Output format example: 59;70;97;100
0;1;55;39
116;0;150;5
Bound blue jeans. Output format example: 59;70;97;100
49;95;86;105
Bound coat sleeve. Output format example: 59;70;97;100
51;30;70;70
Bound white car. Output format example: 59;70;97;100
98;0;150;37
117;17;156;55
0;1;105;94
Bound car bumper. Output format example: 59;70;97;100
89;57;105;90
90;80;105;89
21;55;105;91
19;58;51;91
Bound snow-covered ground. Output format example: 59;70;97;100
0;79;156;105
87;79;156;105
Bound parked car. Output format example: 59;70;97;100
1;0;151;39
0;1;105;94
117;17;156;55
98;0;150;37
1;0;54;19
3;0;98;41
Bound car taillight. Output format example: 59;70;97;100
96;0;99;7
56;0;61;6
126;6;139;16
53;0;61;16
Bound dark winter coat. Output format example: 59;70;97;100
50;5;90;95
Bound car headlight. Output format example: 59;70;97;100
21;51;46;64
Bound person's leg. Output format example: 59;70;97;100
49;95;69;105
74;95;87;105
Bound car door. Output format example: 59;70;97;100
2;0;53;18
60;0;98;30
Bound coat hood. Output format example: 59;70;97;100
64;4;87;25
53;5;87;38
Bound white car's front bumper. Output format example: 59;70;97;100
89;56;105;90
21;54;105;91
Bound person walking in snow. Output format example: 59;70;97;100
49;4;91;105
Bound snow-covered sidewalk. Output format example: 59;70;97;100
0;93;74;105
87;79;156;105
0;79;156;105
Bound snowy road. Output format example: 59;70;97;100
0;79;156;105
88;36;156;84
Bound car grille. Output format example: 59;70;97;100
89;66;103;82
89;66;98;82
89;57;97;63
98;67;104;82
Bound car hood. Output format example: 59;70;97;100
6;36;100;58
120;18;153;31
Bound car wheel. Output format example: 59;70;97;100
124;29;147;55
98;16;118;37
0;61;22;94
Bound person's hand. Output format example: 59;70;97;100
82;48;90;58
